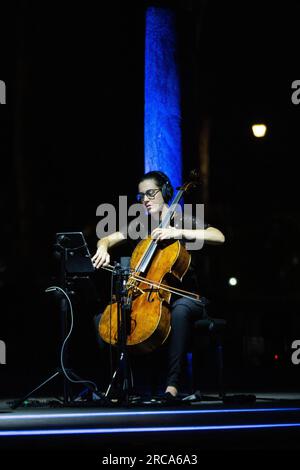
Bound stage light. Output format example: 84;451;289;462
228;277;238;286
274;354;279;361
2;407;300;422
252;124;267;138
2;422;300;437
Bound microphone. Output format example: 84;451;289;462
54;235;72;258
120;257;131;276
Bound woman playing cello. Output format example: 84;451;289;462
92;171;225;399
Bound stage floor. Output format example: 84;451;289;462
1;392;300;456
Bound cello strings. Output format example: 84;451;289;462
133;193;183;273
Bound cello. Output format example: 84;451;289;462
98;179;201;354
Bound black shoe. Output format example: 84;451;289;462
162;392;178;401
151;392;177;403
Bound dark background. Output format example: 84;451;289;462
0;0;299;398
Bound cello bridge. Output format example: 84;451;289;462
126;279;145;296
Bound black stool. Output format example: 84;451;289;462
193;316;226;399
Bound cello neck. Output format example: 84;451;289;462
135;189;185;273
159;189;184;229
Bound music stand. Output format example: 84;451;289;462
11;232;103;409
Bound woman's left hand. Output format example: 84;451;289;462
151;227;181;241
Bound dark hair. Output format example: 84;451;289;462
139;171;174;203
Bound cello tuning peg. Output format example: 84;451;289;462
189;169;202;186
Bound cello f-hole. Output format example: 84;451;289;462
147;288;155;303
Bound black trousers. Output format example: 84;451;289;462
165;297;205;390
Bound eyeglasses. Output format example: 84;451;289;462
136;188;161;202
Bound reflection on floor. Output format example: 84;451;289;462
1;392;300;454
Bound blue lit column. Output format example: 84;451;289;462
144;7;182;190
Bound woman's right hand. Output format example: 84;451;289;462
91;244;110;269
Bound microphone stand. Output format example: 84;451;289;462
105;258;132;404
